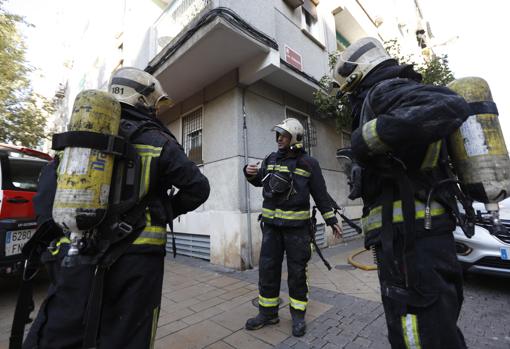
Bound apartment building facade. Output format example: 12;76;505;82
57;0;431;269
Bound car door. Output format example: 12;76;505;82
0;149;48;265
0;153;47;219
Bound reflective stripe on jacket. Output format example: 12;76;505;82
362;200;446;233
245;150;337;227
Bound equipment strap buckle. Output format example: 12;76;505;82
106;135;126;157
117;221;133;234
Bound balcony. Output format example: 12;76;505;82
147;1;327;104
151;0;211;57
148;2;282;103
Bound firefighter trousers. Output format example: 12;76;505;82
376;230;466;349
258;223;312;313
23;243;164;349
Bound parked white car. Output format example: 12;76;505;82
454;198;510;277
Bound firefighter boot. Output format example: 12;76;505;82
290;308;306;337
245;306;279;330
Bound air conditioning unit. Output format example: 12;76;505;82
284;0;304;9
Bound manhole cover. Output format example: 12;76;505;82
335;264;356;270
251;297;286;309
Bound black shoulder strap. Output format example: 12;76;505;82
10;220;62;349
52;131;127;156
289;152;304;173
82;195;150;349
309;207;332;270
83;119;167;348
10;156;63;348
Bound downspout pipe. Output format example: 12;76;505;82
242;87;253;269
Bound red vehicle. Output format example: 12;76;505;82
0;143;51;275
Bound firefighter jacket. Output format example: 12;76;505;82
348;62;472;246
120;104;210;249
244;149;338;228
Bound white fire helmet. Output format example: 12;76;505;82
272;118;304;146
108;67;173;112
333;37;392;95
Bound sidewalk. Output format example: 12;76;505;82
1;239;509;348
154;240;386;349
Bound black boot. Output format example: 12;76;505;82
245;306;279;330
290;308;306;337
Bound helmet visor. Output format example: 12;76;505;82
156;95;174;109
272;126;291;138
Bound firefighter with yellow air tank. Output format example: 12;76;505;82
330;37;510;349
21;67;210;349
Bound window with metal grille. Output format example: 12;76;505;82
182;108;203;164
285;109;317;154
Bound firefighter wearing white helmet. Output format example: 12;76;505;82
334;37;392;97
333;37;472;348
244;117;342;337
24;67;210;348
109;66;173;115
272;118;304;148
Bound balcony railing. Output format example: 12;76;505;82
152;0;211;56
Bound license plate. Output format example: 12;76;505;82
501;248;510;261
5;229;35;257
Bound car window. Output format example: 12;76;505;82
0;152;47;192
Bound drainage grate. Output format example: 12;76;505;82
342;218;362;241
167;232;210;261
315;223;327;248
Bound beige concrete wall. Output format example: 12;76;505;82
164;75;353;270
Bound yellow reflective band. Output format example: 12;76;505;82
143;226;167;233
134;215;167;245
401;314;422;349
267;164;290;173
361;200;446;233
294;168;311;177
420;140;442;170
134;144;162;199
289;297;307;311
261;208;311;220
142;156;152;198
50;236;71;255
134;144;163;153
133;237;166;246
267;165;310;177
322;211;335;219
59;236;71;244
150;306;159;349
258;295;279;307
362;119;390;154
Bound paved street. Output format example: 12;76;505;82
1;239;509;348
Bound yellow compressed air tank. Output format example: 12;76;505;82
52;90;121;253
447;77;510;214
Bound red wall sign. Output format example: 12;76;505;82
285;45;303;71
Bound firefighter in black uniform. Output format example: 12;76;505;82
244;118;342;337
333;37;471;348
23;67;210;348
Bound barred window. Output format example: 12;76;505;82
285;109;317;154
182;108;203;164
